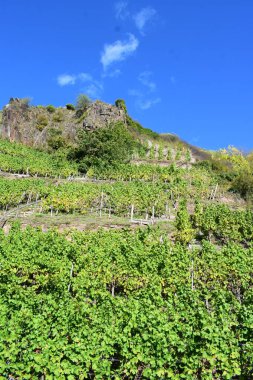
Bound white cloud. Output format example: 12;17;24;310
115;1;129;20
79;73;93;82
101;34;139;70
83;82;103;99
129;71;160;110
57;72;103;99
57;72;95;87
138;97;161;110
128;89;142;97
133;7;156;35
57;74;76;86
129;89;161;110
138;71;156;92
102;69;122;78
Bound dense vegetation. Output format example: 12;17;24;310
0;138;78;177
0;178;48;209
198;147;253;202
1;225;253;379
69;122;136;172
1;99;253;379
0;165;215;215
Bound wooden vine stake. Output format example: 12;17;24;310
68;263;74;292
130;204;134;221
191;259;194;290
100;191;104;218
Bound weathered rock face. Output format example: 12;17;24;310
83;101;126;130
0;99;126;149
2;98;30;142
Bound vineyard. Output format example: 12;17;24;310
0;139;78;177
0;167;218;218
1;225;253;379
0;138;195;181
0;104;253;379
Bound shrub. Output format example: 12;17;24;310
167;148;172;161
36;124;45;132
53;110;64;123
158;145;164;160
69;122;135;172
20;97;31;107
75;94;91;117
115;99;127;113
36;114;48;131
126;115;159;139
175;200;195;245
46;105;56;113
231;173;253;200
66;104;75;111
47;128;65;150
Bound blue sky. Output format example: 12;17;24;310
1;0;253;150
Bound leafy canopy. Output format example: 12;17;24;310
70;122;135;172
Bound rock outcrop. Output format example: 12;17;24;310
0;98;126;149
83;101;126;130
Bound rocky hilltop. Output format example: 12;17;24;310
0;98;126;149
0;97;209;165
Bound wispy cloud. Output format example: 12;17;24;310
129;90;161;110
79;73;93;82
57;72;103;99
83;82;103;99
57;72;94;87
138;71;156;92
133;7;156;35
129;71;160;110
57;74;77;86
101;34;139;70
102;68;122;78
115;1;129;20
137;97;161;110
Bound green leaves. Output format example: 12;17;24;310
1;226;253;378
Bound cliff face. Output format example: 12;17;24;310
0;99;126;149
83;101;126;130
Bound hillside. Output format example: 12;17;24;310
0;97;208;166
1;97;253;379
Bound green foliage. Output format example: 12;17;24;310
36;124;45;132
71;122;135;172
149;146;155;159
191;203;253;243
175;148;182;161
0;178;48;208
0;138;78;177
41;181;170;216
66;103;75;111
52;109;64;123
185;148;191;162
115;98;127;113
158;145;164;160
175;200;195;244
47;128;65;151
46;105;56;113
36;114;48;131
87;163;179;182
20;97;31;107
231;173;253;201
126;115;159;139
167;148;172;161
75;94;91;117
0;226;252;378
